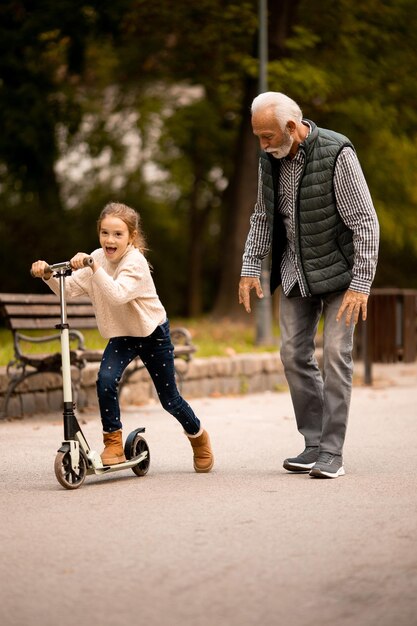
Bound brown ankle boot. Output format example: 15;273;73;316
101;430;126;466
186;429;214;473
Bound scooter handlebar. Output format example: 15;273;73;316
83;256;94;268
30;256;94;277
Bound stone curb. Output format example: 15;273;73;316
0;352;287;418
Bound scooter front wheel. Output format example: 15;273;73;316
54;449;87;489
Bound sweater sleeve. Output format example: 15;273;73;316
334;148;380;294
43;270;89;299
91;257;147;305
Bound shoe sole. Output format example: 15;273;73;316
309;466;346;478
194;459;214;473
101;456;127;466
283;461;316;472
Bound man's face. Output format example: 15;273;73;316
252;111;293;159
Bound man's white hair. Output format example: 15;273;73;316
251;92;303;129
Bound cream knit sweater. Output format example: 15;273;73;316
45;245;166;338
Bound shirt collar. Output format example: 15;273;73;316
299;121;311;147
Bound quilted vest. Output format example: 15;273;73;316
261;120;355;296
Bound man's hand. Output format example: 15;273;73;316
238;277;264;313
336;289;369;326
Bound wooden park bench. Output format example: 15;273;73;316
0;292;196;418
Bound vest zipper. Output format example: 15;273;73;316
294;153;312;296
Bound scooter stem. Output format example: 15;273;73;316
58;272;73;404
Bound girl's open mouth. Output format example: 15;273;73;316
106;247;117;255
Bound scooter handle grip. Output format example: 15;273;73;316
30;256;93;277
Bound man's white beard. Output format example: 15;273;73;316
267;132;293;159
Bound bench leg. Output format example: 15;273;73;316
1;364;85;419
0;375;26;418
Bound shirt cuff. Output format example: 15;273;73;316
241;260;262;277
349;276;372;295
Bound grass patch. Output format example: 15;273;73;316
172;317;280;357
0;318;279;366
0;328;108;366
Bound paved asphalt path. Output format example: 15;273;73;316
1;363;417;626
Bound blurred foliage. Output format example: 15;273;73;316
0;318;279;366
292;0;417;287
0;0;416;319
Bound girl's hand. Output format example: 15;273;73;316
31;260;52;280
70;252;96;272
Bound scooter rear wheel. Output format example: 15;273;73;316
54;449;87;489
131;435;150;477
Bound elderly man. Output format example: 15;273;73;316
239;92;379;478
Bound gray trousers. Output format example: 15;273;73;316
279;289;355;455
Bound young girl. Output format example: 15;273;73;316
31;202;214;472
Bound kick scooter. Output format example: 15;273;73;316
33;258;150;490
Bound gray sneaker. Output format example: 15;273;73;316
309;452;345;478
283;446;319;472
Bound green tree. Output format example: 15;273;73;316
1;0;416;311
107;0;259;315
274;0;417;286
0;0;129;288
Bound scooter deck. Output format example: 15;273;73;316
90;450;148;475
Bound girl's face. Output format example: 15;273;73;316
99;215;136;263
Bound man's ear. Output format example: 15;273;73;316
287;120;296;134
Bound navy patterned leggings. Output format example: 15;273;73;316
96;320;200;435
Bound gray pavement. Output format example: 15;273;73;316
1;362;417;626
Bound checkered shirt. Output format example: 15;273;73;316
241;141;379;296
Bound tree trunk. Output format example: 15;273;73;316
36;167;64;215
186;177;212;317
186;200;204;317
211;0;301;319
212;76;259;319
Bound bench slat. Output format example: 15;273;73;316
0;293;91;305
8;317;98;330
4;304;95;317
0;292;196;418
